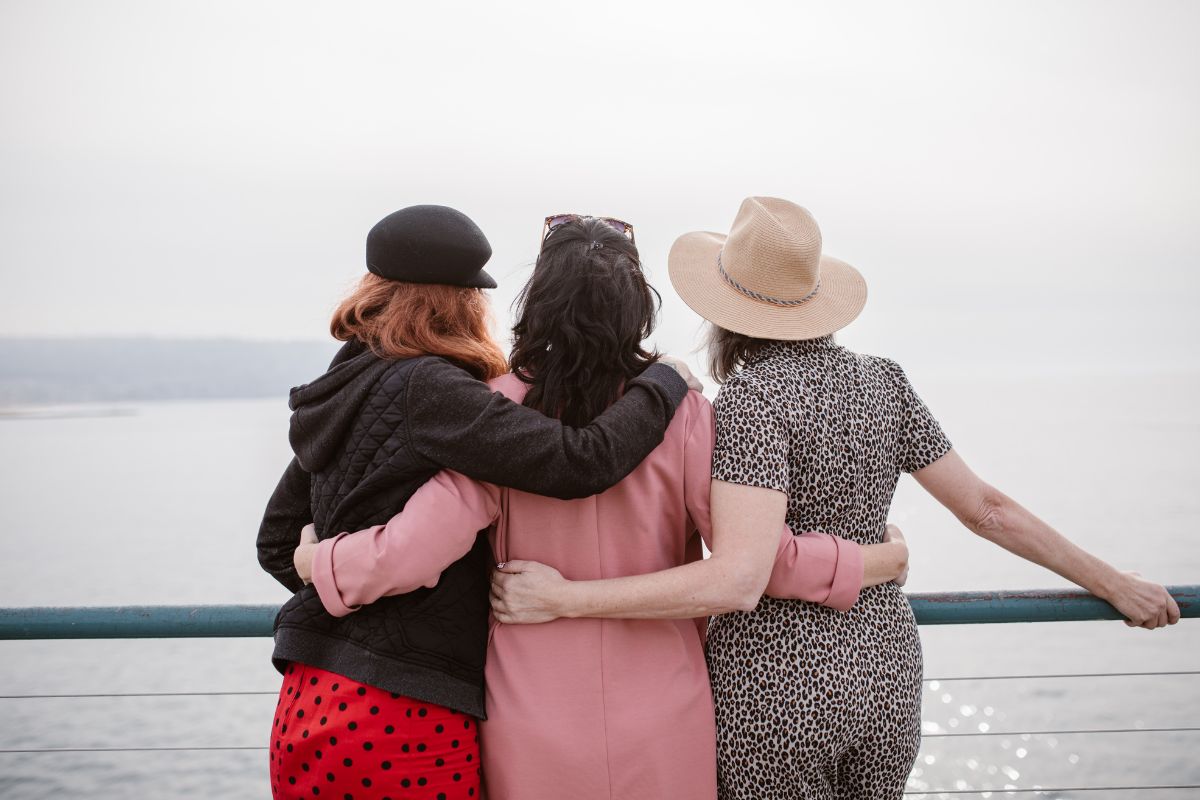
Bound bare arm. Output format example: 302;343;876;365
491;396;909;624
914;448;1179;629
492;481;909;623
493;480;786;622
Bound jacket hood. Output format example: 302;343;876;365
288;340;393;472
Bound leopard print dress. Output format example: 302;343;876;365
706;336;952;800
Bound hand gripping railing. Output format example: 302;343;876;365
1;585;1197;797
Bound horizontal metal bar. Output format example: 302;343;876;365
924;726;1200;738
7;729;1195;753
6;670;1199;699
924;670;1200;682
907;585;1197;625
0;604;274;640
0;585;1195;639
905;788;1200;796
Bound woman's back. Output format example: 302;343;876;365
483;373;718;800
705;335;951;800
711;337;949;545
489;373;708;577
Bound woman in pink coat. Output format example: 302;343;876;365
293;215;909;799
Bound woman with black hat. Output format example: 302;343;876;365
256;205;696;800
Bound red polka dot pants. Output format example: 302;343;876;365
270;662;481;800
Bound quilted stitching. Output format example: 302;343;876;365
274;356;491;695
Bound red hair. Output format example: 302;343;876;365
330;274;508;381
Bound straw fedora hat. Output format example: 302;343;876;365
668;197;867;340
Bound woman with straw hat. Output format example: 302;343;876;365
491;197;1179;799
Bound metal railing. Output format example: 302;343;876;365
1;585;1197;798
3;586;1195;639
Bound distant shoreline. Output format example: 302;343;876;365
3;337;1197;408
0;337;339;407
0;397;293;419
0;406;140;421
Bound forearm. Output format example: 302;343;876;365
556;555;762;620
501;482;784;623
311;470;497;616
312;523;476;614
916;450;1176;629
547;535;877;620
976;492;1122;598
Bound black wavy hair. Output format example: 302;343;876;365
509;217;661;426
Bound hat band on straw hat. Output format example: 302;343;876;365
717;250;821;308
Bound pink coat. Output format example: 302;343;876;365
311;374;863;799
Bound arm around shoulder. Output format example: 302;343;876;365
309;469;501;616
406;358;688;499
492;479;788;623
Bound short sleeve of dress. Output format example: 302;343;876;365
889;360;952;473
711;375;790;492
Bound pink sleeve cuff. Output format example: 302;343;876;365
825;536;865;612
764;527;864;612
311;533;361;618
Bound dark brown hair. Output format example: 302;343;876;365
705;324;772;383
330;273;508;381
509;217;660;426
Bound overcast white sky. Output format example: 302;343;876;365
1;0;1197;375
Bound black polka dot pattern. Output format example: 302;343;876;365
270;662;480;799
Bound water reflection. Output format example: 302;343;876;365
906;681;1073;799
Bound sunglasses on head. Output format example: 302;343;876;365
541;214;636;248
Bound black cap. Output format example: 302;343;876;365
365;205;496;289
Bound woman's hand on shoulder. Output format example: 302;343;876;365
658;355;705;394
294;523;318;585
491;560;570;624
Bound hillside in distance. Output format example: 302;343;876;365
0;337;341;405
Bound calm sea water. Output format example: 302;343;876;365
0;370;1197;799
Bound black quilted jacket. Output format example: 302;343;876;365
257;340;688;717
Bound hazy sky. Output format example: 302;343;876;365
2;0;1197;375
